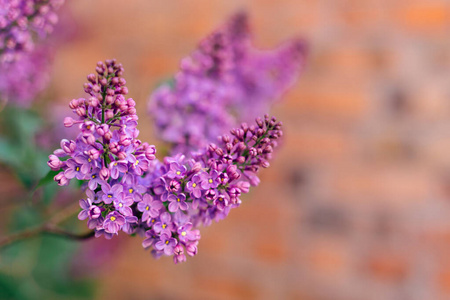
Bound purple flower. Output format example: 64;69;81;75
154;212;174;235
122;183;146;202
74;154;97;175
78;198;101;220
213;194;229;210
200;170;219;189
173;210;190;227
87;170;104;190
103;212;125;234
166;162;187;179
130;154;149;176
142;229;158;248
86;189;102;204
168;193;189;212
64;159;85;180
121;168;136;185
109;160;128;179
113;196;134;216
88;215;104;230
177;223;198;243
122;215;138;234
167;179;181;193
218;172;229;185
101;183;123;204
95;225;114;240
120;118;138;137
152;177;168;199
155;233;177;255
137;194;163;222
186;174;202;198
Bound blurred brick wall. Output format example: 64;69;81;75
49;0;450;299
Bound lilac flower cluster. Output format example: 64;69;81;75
48;59;157;238
0;45;52;107
0;0;64;63
49;59;283;264
149;12;305;156
133;114;282;263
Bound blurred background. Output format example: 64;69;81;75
2;0;450;299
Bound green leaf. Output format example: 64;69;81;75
32;170;59;193
0;137;21;168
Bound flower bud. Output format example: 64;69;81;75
54;172;69;186
99;78;107;87
237;156;246;164
76;106;86;117
47;154;62;170
88;149;100;160
145;145;156;160
99;167;110;180
63;117;74;127
127;98;136;107
85;134;96;146
61;139;76;154
105;95;114;105
256;117;264;128
88;96;99;107
186;243;198;257
236;181;250;193
69;99;79;109
87;73;96;83
215;148;223;156
104;131;112;141
105;109;114;120
92;84;101;93
128;107;136;115
117;151;127;160
89;206;102;219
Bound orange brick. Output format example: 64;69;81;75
395;3;450;32
364;253;409;282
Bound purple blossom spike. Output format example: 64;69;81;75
0;0;65;63
148;12;305;156
0;46;53;107
48;54;287;264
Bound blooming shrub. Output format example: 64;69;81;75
48;59;284;263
